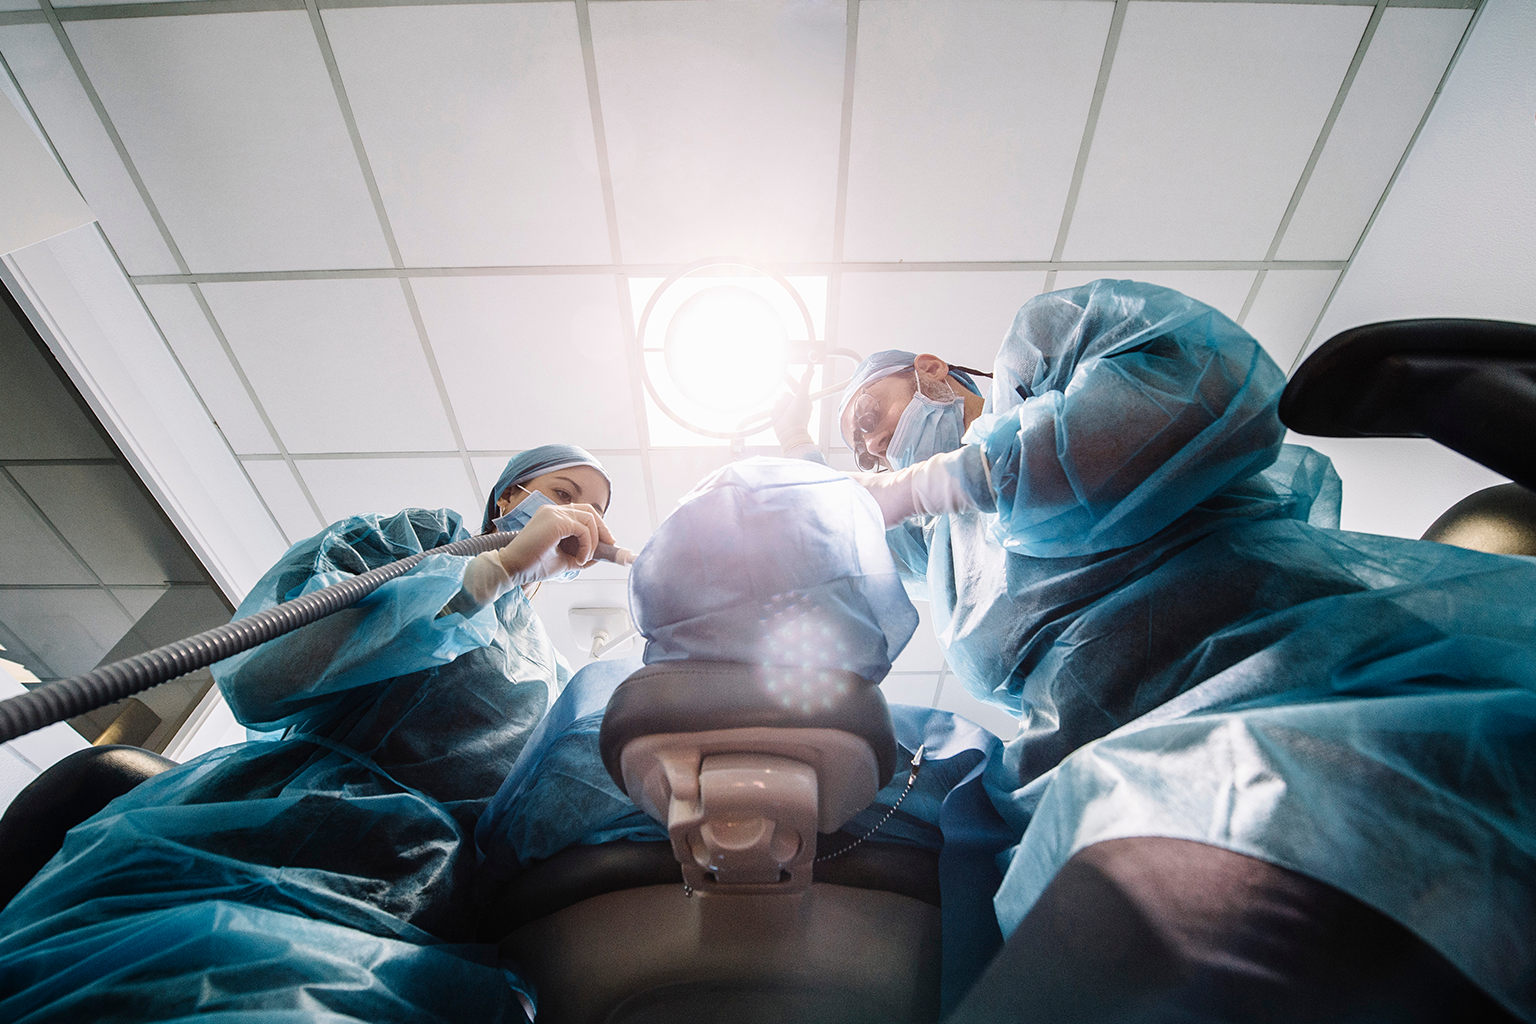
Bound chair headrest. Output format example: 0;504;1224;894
598;661;898;793
1421;483;1536;556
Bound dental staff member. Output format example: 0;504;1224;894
0;444;618;1023
778;280;1535;1022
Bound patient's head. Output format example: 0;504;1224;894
629;458;918;683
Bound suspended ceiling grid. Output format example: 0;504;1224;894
0;0;1480;731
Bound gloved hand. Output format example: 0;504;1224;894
772;378;814;455
455;503;615;610
847;446;993;528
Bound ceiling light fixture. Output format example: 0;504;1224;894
637;258;826;440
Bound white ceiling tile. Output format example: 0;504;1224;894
0;0;38;12
137;283;275;455
836;272;1049;375
0;24;177;274
1063;3;1371;261
0;472;94;585
647;447;735;522
1052;270;1258;325
298;456;480;528
242;459;322;545
109;586;166;622
0;282;114;461
322;4;610;268
591;0;845;264
1278;8;1470;262
9;464;207;584
1287;434;1505;541
199;279;456;454
1312;0;1536;342
1241;269;1339;374
64;13;390;272
0;589;135;678
413;275;638;452
843;0;1112;262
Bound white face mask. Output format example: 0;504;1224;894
492;486;578;582
886;374;966;470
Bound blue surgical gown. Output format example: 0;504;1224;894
0;509;560;1022
888;280;1536;1019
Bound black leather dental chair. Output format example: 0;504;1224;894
0;744;175;911
483;660;945;1024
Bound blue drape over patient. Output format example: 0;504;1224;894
0;509;555;1022
879;279;1536;1020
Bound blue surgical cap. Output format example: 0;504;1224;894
629;457;919;684
836;349;982;447
482;444;611;532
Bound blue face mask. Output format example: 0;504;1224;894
886;381;966;470
492;486;579;581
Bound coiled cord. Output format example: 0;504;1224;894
0;532;518;745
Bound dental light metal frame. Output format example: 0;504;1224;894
635;257;857;441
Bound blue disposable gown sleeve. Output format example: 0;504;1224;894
969;280;1289;557
211;509;503;730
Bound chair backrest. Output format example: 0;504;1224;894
1279;318;1536;491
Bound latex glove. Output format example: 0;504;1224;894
847;447;992;528
772;378;814;454
450;503;615;614
497;502;614;585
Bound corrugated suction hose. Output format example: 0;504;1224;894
0;532;521;746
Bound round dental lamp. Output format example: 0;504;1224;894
637;257;843;441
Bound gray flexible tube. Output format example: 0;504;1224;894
0;531;521;746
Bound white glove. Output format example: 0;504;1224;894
496;502;614;584
772;382;814;454
443;503;617;616
848;447;992;528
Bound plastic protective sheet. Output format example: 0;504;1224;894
630;457;918;683
885;280;1536;1020
475;658;1016;1011
0;509;560;1022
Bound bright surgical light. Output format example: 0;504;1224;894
663;285;789;414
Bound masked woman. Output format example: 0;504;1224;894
0;444;617;1023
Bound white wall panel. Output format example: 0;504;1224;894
0;471;93;585
0;24;178;274
323;4;610;268
1240;269;1338;373
1279;8;1469;262
1053;269;1256;325
1293;435;1505;540
414;275;639;452
65;13;390;272
843;0;1111;262
242;458;322;544
590;0;845;264
836;271;1048;374
0;588;134;678
1064;2;1369;261
5;225;288;599
199;278;456;454
137;283;276;455
297;456;479;526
